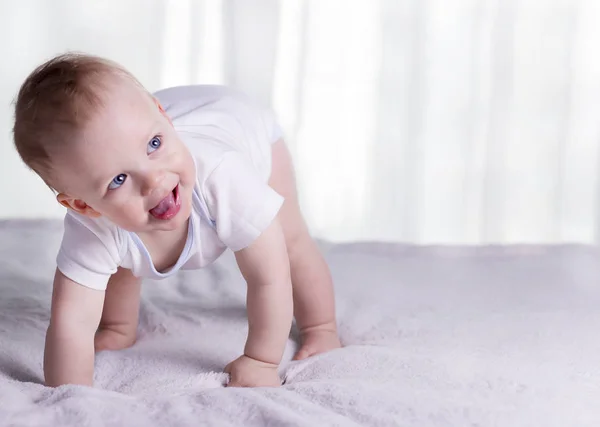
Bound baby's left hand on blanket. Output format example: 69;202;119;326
225;355;281;387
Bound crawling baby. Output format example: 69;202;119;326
12;53;341;388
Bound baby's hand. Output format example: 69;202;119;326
224;355;281;387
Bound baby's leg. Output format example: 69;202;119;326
268;140;341;359
94;267;141;352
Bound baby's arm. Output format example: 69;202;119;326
44;269;104;387
225;217;293;387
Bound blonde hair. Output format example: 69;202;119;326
12;52;144;190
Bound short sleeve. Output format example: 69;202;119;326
56;213;122;291
203;152;284;251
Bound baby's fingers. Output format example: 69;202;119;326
225;373;252;388
227;380;251;387
226;378;241;388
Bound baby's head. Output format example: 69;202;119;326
13;53;196;233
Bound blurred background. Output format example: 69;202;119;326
2;0;600;244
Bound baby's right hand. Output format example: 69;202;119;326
224;355;281;388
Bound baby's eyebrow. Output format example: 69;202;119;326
141;122;162;145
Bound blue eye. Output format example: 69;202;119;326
147;136;162;153
108;174;127;190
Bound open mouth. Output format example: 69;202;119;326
149;184;181;220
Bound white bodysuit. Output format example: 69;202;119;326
56;85;284;291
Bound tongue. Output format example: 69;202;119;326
150;192;175;218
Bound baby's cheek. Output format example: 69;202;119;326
184;156;196;184
117;199;146;224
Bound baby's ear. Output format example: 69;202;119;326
154;98;173;126
56;194;101;218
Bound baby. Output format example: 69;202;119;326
12;53;341;388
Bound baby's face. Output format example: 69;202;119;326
54;78;196;233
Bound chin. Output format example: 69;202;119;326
156;218;186;231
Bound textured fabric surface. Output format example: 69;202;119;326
0;220;599;426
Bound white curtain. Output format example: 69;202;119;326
2;0;600;244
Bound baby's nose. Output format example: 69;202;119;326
142;171;166;196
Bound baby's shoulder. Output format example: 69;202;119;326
57;212;127;290
62;211;126;255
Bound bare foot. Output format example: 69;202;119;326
293;324;342;361
94;327;136;352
